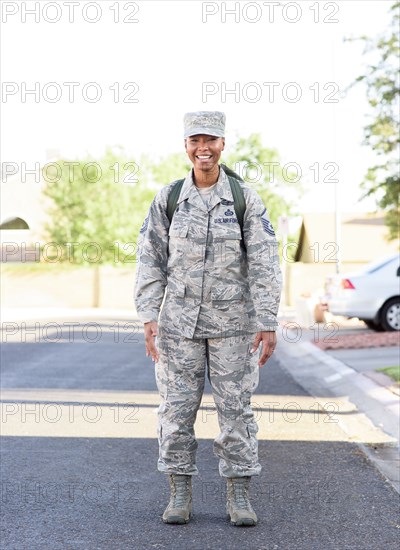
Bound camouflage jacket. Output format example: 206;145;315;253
134;166;282;338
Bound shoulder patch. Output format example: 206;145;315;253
139;215;149;234
260;208;275;236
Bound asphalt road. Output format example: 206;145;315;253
1;318;399;550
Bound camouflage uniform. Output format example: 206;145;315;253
134;166;282;477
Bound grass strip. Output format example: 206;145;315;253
377;366;400;383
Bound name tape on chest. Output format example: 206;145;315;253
214;217;238;224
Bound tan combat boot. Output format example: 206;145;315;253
162;474;192;524
226;476;257;526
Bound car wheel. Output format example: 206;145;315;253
379;298;400;331
362;319;383;331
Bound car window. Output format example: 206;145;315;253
364;256;398;274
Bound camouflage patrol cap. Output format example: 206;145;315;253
184;111;226;138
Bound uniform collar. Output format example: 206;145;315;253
177;165;234;213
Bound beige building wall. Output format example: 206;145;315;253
1;265;137;310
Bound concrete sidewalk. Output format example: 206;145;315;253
1;306;139;323
326;346;399;376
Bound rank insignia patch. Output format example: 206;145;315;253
260;208;275;236
139;215;149;234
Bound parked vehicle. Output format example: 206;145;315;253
325;254;400;331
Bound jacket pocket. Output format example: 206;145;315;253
168;221;189;238
168;222;189;261
213;235;242;268
167;278;186;298
211;285;243;302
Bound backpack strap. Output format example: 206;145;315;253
220;163;244;182
166;178;185;225
220;164;246;239
227;175;246;244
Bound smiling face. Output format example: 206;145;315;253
185;134;225;173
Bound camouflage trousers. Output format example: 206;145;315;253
154;325;262;478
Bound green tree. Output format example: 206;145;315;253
348;1;399;240
223;133;303;230
43;146;152;306
151;152;191;187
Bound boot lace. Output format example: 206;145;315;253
231;481;252;511
171;477;190;508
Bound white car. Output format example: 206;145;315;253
325;254;400;331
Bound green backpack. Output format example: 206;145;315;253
166;164;247;243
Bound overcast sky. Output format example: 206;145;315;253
1;0;394;213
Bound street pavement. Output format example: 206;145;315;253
1;314;400;550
